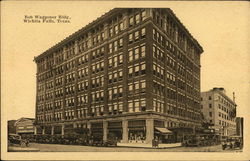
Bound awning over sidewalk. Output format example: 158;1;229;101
155;127;172;134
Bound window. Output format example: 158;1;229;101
209;104;212;108
129;33;133;43
141;10;146;21
119;22;124;31
209;112;212;117
135;13;140;24
134;48;139;60
141;45;145;57
128;50;133;62
135;65;140;76
109;28;113;37
114;41;118;52
109;43;113;53
141;63;146;74
128;101;133;112
135;31;139;41
128;66;133;78
141;28;146;38
208;96;212;100
141;81;146;89
119;38;123;48
128;83;133;91
114;25;118;34
129;17;134;26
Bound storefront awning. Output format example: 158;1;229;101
155;127;172;134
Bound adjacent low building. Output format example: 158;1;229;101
201;88;237;136
34;8;203;144
15;117;35;135
8;120;17;134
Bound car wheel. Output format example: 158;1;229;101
21;142;26;147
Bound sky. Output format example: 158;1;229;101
1;1;250;121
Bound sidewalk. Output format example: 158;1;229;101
117;142;182;149
8;146;40;152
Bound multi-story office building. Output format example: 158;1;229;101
201;88;237;136
34;8;203;144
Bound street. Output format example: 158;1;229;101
8;143;242;152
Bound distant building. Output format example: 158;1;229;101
201;88;237;136
34;8;203;144
15;118;35;135
236;117;243;137
8;120;17;134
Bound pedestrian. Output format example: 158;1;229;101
152;138;155;148
155;137;159;148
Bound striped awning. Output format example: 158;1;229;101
155;127;172;134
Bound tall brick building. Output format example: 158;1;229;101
34;8;203;144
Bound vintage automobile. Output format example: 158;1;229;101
104;133;118;147
221;136;243;150
182;134;220;147
8;134;29;147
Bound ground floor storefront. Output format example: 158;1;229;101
35;113;201;144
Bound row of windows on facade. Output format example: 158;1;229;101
218;96;235;109
38;80;145;110
36;8;145;71
218;103;232;114
218;112;234;121
37;71;121;101
37;101;201;122
153;27;200;67
128;28;146;45
39;71;198;100
37;41;119;82
108;53;123;68
38;61;145;94
152;80;199;107
39;75;199;104
39;88;199;114
219;120;235;127
38;44;198;86
37;34;119;73
128;44;146;62
39;24;146;73
152;10;200;61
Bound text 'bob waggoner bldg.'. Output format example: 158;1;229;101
34;8;203;144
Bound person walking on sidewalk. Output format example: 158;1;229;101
152;138;155;148
155;137;159;148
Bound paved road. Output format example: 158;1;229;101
22;143;242;152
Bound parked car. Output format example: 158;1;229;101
221;136;243;150
8;134;29;147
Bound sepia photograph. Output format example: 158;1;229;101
1;1;249;160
